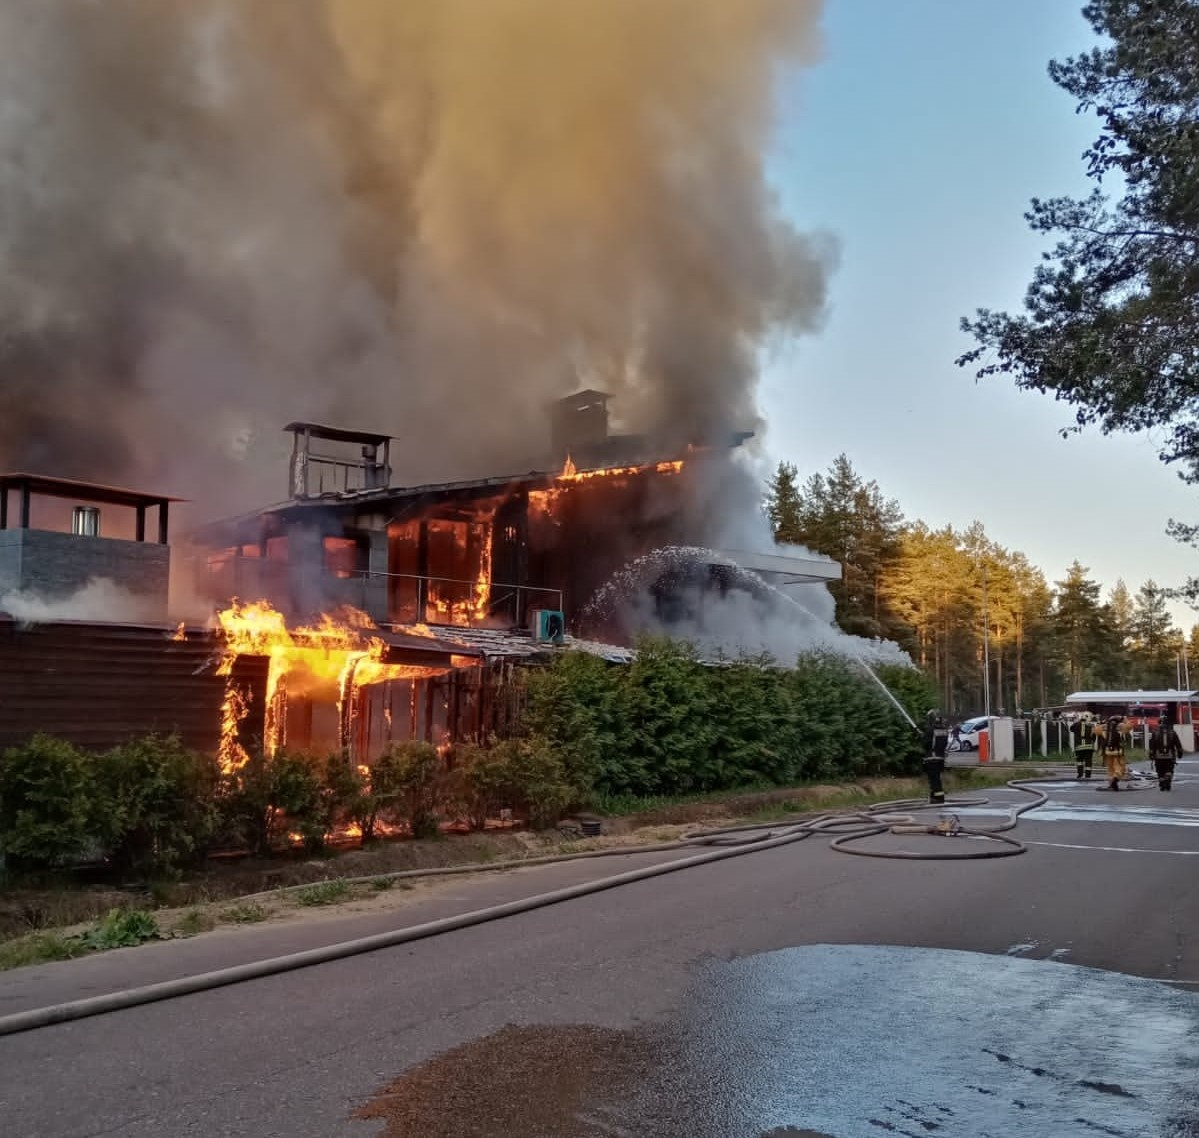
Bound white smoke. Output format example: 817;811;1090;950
0;579;166;625
591;454;913;667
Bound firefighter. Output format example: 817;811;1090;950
923;709;949;805
1101;715;1128;791
1070;712;1097;780
1149;713;1184;792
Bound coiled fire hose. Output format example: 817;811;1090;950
0;777;1064;1038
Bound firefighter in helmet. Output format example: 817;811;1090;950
923;709;949;805
1149;710;1184;792
1101;715;1128;791
1070;712;1097;780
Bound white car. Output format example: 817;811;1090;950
953;716;989;751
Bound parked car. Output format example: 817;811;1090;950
952;716;989;751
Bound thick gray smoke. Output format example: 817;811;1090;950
0;0;833;520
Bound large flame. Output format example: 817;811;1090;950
532;455;685;516
214;600;446;771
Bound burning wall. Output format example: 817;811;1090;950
213;601;467;771
193;450;700;634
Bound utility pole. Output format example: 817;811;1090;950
982;563;992;718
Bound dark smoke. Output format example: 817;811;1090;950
0;0;835;519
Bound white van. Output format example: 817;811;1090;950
953;716;989;752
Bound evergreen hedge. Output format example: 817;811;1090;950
0;641;932;876
524;638;933;799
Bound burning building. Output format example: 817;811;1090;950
174;392;841;763
191;391;837;638
0;393;841;763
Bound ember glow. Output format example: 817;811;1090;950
214;600;446;770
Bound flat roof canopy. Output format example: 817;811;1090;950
711;547;842;584
0;473;185;509
1066;690;1198;704
284;422;393;447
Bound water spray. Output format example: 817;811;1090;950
848;656;920;733
764;574;921;733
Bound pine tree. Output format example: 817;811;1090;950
1129;580;1180;687
764;462;803;545
1053;562;1107;692
790;454;905;640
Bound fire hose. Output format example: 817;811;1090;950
0;777;1062;1038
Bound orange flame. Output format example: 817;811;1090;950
558;458;684;483
170;622;187;642
215;601;446;768
532;457;684;518
219;684;251;774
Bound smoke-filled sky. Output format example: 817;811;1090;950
0;0;832;518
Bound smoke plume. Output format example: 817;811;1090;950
0;0;832;519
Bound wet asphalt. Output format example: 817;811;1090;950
2;762;1198;1137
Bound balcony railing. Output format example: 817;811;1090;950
201;556;562;627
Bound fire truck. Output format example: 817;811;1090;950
1064;690;1197;751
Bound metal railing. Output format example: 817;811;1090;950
200;557;563;627
346;569;562;626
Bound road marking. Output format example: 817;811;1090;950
1025;839;1199;856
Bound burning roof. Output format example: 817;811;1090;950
189;436;751;549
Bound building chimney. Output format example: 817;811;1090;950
550;390;611;459
71;506;100;536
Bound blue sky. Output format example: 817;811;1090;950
761;0;1197;629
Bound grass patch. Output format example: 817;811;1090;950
220;902;269;924
176;909;216;937
369;876;396;891
292;880;352;907
0;931;89;970
593;784;774;817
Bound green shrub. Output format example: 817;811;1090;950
617;637;714;795
524;652;628;796
80;908;160;950
375;741;445;839
502;736;575;829
0;735;97;870
94;734;221;879
450;740;514;830
221;750;325;855
352;748;413;841
319;755;367;841
708;656;798;788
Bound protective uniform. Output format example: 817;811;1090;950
923;710;949;804
1101;716;1128;791
1070;713;1096;780
1149;721;1183;791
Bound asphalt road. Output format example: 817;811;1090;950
2;764;1199;1138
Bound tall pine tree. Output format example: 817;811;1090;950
764;462;803;545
